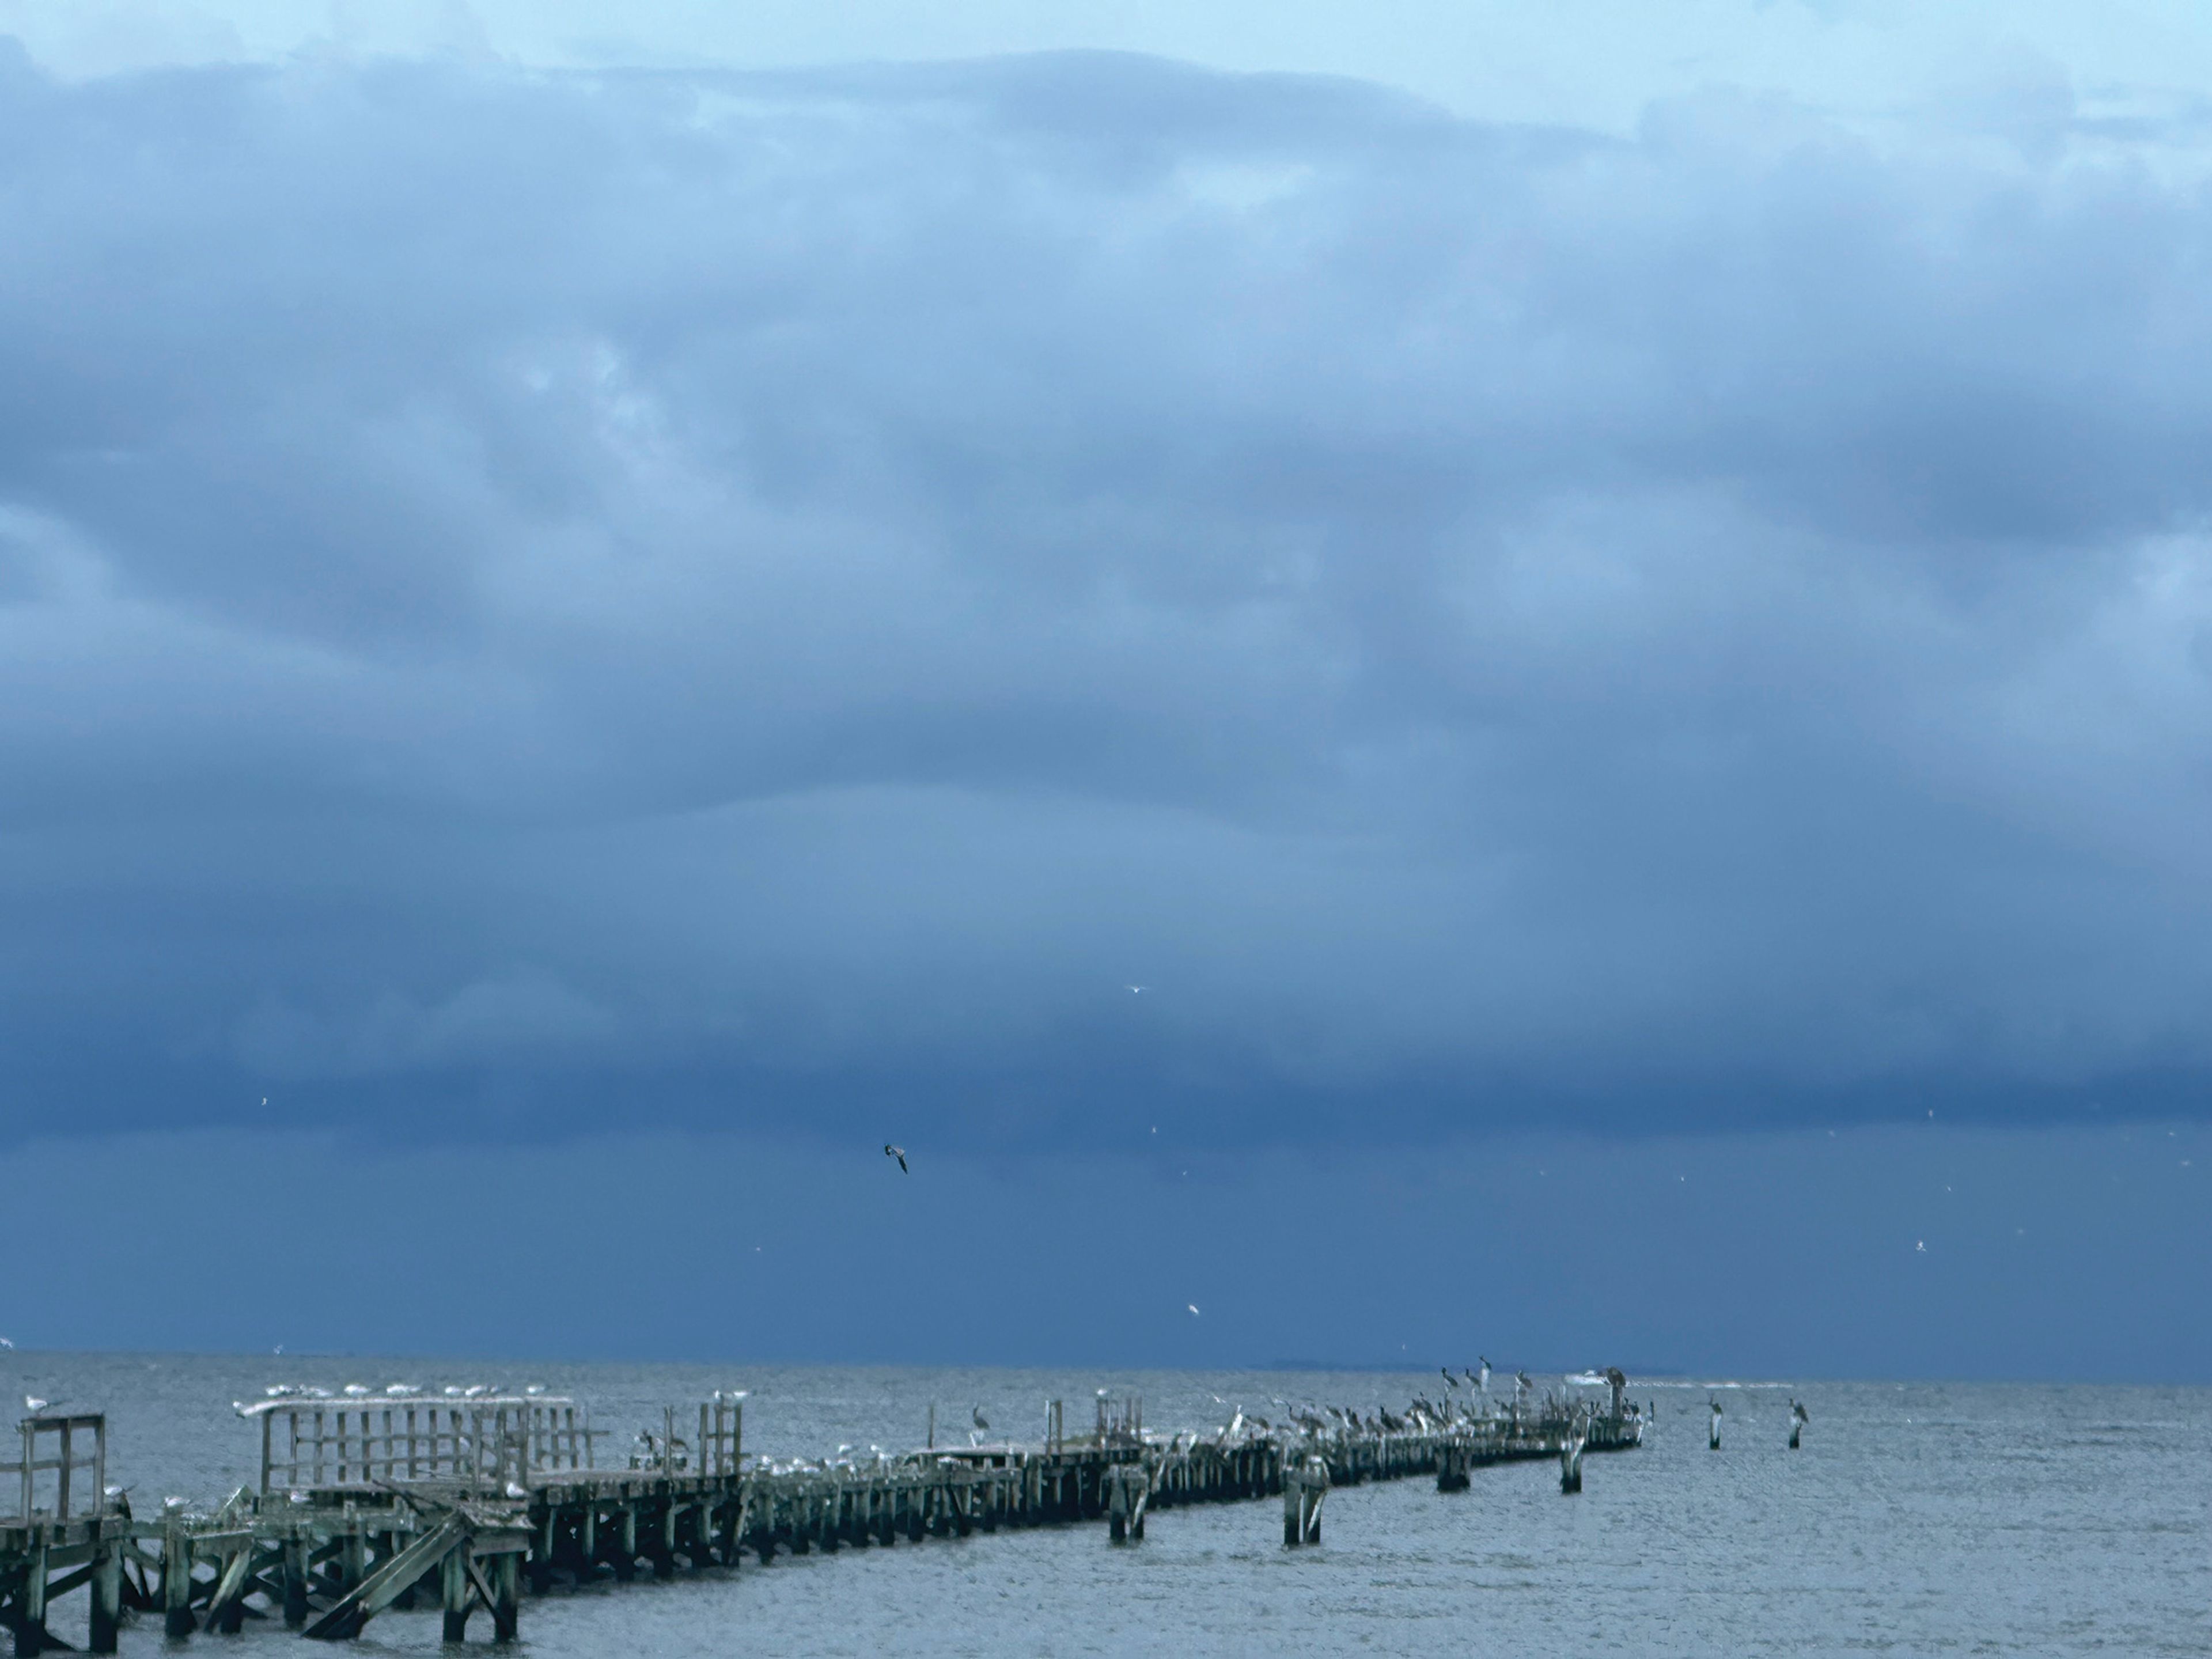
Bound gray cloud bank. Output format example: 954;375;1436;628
3;44;2211;1147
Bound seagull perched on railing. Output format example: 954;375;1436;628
343;1384;371;1397
24;1395;52;1414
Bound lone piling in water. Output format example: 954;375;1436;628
1709;1399;1722;1450
1282;1455;1328;1546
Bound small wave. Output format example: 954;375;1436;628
1644;1380;1796;1390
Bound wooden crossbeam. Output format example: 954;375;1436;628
301;1518;465;1642
463;1551;498;1613
203;1545;255;1625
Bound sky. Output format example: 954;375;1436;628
3;1;2211;1378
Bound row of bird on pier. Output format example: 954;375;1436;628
251;1382;551;1401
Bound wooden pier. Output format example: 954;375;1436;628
1;1377;1643;1651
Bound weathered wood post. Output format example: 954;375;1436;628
16;1534;48;1659
164;1517;196;1638
1107;1465;1147;1544
1436;1440;1469;1492
657;1495;681;1571
1709;1400;1722;1451
1281;1456;1326;1546
89;1526;123;1655
440;1544;469;1643
1789;1400;1808;1450
1560;1424;1586;1494
340;1527;366;1596
282;1536;308;1628
491;1550;520;1643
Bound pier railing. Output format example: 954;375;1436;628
241;1396;590;1497
3;1412;106;1520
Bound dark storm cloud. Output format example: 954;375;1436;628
3;43;2211;1146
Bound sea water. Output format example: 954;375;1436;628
5;1352;2205;1655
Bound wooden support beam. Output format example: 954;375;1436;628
203;1543;253;1634
14;1535;48;1659
302;1519;466;1642
88;1532;120;1656
440;1545;469;1645
162;1521;195;1638
491;1550;520;1644
281;1539;308;1629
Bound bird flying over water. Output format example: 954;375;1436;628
885;1144;908;1173
1188;1304;1201;1316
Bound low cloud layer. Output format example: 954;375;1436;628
4;44;2212;1149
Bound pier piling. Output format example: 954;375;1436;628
440;1544;468;1644
89;1531;121;1654
1282;1456;1328;1546
164;1518;195;1637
